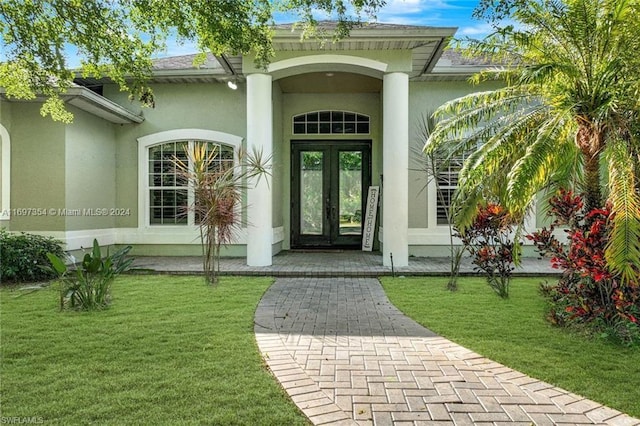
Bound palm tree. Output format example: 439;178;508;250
425;0;640;281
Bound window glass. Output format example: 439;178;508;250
436;156;464;225
292;111;370;135
148;140;233;225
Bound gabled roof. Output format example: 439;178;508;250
75;22;496;88
147;21;468;83
418;49;498;81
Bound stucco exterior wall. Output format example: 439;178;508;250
0;99;11;228
7;102;66;232
272;82;284;230
64;106;117;231
244;50;413;75
110;82;248;230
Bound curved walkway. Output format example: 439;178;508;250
254;278;640;426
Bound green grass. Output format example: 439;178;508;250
380;276;640;418
0;276;309;425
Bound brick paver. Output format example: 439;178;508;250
254;278;640;426
132;251;558;277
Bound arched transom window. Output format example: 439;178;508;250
148;140;234;225
293;110;370;135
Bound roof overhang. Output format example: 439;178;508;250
75;23;492;85
223;23;458;79
0;86;144;124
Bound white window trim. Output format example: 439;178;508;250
0;124;10;221
137;129;243;233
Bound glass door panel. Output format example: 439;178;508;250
338;151;362;236
300;151;324;235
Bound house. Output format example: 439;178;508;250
0;22;525;267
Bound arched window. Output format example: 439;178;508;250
292;111;370;135
138;129;241;228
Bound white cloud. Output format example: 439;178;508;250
374;0;468;26
457;22;494;37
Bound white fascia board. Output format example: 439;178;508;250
150;68;228;78
64;87;144;124
273;27;457;41
0;86;144;124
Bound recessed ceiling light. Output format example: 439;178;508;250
326;73;334;77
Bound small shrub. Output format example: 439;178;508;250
455;203;516;298
528;189;640;345
0;229;65;283
48;239;133;311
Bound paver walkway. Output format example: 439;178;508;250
254;278;640;426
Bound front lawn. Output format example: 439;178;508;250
380;276;640;419
0;276;309;425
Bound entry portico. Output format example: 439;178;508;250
3;22;507;265
243;23;456;267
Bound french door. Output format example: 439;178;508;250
291;140;371;248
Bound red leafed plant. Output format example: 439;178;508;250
455;203;517;298
527;189;640;345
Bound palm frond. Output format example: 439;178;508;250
451;186;486;231
426;86;540;154
506;112;575;214
604;138;640;282
458;105;546;192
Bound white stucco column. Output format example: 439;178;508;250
382;72;409;267
246;73;273;266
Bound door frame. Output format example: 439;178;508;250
290;139;372;249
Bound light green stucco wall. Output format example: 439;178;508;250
109;82;248;229
64;106;117;231
0;99;10;228
272;82;284;229
244;49;413;74
8;103;66;231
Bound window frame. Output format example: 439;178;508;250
137;129;242;229
434;154;465;226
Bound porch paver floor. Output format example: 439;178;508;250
254;277;640;426
131;251;558;277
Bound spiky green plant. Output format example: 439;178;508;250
425;0;640;282
413;114;464;291
175;143;269;284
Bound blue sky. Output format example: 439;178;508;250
160;0;488;58
364;0;487;34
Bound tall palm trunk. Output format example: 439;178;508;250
583;155;602;213
576;122;604;212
